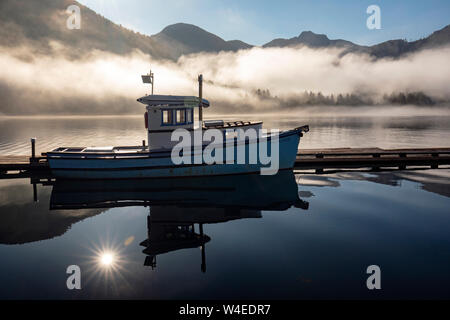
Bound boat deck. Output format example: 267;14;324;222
50;145;149;154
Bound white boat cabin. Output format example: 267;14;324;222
137;94;262;150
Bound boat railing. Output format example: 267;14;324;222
202;120;260;129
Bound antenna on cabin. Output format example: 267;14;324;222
198;74;203;122
141;69;154;95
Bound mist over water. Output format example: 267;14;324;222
1;44;450;115
1;114;449;155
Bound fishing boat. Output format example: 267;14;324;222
46;73;309;179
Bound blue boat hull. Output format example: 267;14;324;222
48;128;303;179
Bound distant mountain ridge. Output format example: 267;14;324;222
151;23;252;59
0;0;449;60
263;25;450;58
264;31;356;49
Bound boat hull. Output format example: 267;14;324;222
48;128;303;179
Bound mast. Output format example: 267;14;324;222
198;74;203;123
151;70;154;95
141;69;154;95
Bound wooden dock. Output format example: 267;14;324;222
1;147;450;178
295;147;450;173
0;156;49;178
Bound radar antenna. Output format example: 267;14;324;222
141;69;154;95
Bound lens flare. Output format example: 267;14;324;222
100;252;114;266
80;235;136;296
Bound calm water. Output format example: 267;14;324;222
0;113;450;299
0;113;450;155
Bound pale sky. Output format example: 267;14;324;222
78;0;450;46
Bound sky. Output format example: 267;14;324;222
77;0;450;46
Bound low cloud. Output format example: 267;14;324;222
0;43;449;115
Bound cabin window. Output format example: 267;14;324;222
162;110;173;125
161;108;193;126
175;109;186;124
186;109;193;124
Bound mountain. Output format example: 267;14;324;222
0;0;167;59
263;26;450;58
0;0;448;60
151;23;252;59
369;25;450;58
264;31;358;49
0;0;251;61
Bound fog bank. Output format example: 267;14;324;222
0;44;449;115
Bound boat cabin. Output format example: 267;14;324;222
137;94;262;150
137;94;210;150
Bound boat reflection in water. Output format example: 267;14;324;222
50;170;309;272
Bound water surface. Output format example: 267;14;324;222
0;169;449;299
1;113;449;155
0;113;449;299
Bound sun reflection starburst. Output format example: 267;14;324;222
78;234;139;297
88;244;123;275
99;252;115;267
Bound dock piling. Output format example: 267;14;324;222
30;138;36;162
33;183;38;202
